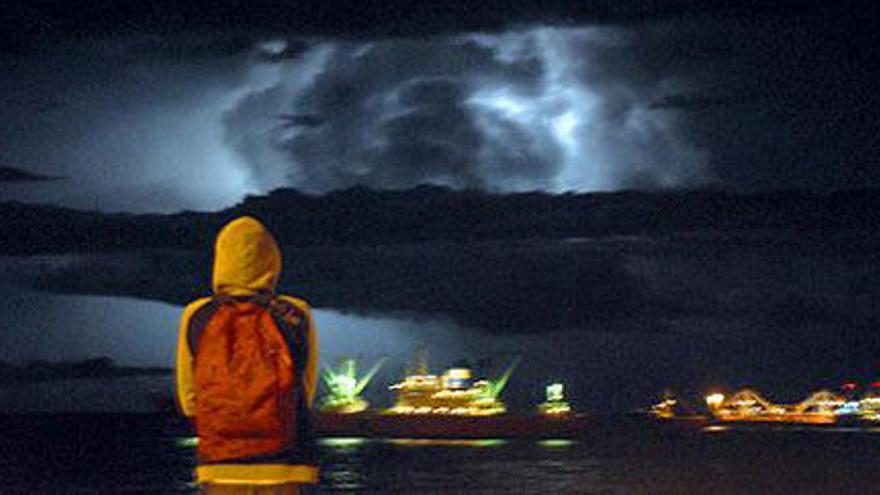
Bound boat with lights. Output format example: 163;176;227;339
647;391;708;423
702;388;878;425
313;354;589;439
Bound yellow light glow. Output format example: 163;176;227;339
705;393;725;408
539;439;574;448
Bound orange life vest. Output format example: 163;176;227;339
192;297;304;464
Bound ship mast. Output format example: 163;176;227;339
413;344;429;376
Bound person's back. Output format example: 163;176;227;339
176;216;319;494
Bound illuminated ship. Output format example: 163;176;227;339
650;391;681;420
648;391;708;423
383;355;517;416
704;389;844;424
312;353;589;439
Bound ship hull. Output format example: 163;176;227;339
313;412;590;439
710;413;837;425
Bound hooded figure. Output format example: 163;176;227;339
176;216;319;493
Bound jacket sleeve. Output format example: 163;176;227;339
175;298;211;418
304;304;319;406
279;296;319;406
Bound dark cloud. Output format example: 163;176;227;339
0;358;169;383
0;166;59;182
11;228;880;343
123;35;256;60
278;114;324;129
3;189;880;409
3;240;679;334
644;16;880;191
0;0;860;46
7;227;880;408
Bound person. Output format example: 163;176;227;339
176;216;319;494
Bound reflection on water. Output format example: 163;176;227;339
387;438;507;448
702;424;880;435
318;437;367;448
6;414;880;493
702;424;731;433
538;439;575;448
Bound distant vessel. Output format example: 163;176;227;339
648;383;880;427
648;391;708;423
705;389;842;425
314;352;589;439
537;383;572;416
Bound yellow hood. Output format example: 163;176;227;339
212;216;281;296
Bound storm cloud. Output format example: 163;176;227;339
1;5;877;213
0;166;59;182
0;24;718;212
225;27;711;194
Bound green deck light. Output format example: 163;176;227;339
320;358;386;413
483;358;521;400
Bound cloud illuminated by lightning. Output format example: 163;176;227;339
248;26;709;195
0;26;711;212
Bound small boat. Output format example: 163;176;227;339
648;392;708;424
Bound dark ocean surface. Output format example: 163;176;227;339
1;413;879;494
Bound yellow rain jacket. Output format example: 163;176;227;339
176;216;319;485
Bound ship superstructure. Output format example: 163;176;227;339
385;356;518;416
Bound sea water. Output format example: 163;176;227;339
2;414;880;494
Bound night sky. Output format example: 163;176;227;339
1;0;879;411
3;1;878;211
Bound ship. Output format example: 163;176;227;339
646;382;880;427
648;390;708;423
313;354;589;439
383;354;517;416
704;388;843;425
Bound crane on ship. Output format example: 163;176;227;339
792;390;845;414
319;357;386;414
